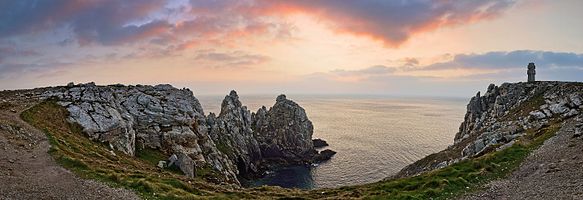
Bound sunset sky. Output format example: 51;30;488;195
1;0;582;96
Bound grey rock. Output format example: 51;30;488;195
436;161;448;169
313;138;329;148
549;101;569;114
313;149;336;162
530;110;547;119
253;94;316;162
44;83;239;184
562;109;579;118
176;153;195;178
168;154;178;166
157;161;166;168
44;84;332;185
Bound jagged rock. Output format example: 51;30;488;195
435;161;448;169
453;82;583;158
549;101;569;114
313;149;336;162
530;110;547;119
168;154;178;166
157;161;166;168
176;153;196;177
43;83;239;184
312;138;329;148
570;94;582;107
43;83;333;184
572;130;581;138
207;90;262;178
253;94;316;162
563;109;579;118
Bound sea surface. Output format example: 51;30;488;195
197;94;467;189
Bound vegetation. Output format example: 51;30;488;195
21;100;563;199
20;101;253;199
314;122;560;199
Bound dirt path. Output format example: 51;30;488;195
0;93;140;200
461;116;583;200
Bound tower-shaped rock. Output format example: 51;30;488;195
527;63;536;82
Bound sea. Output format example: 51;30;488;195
197;94;467;189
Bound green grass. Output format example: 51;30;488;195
20;100;564;199
309;123;561;200
215;141;233;156
20;101;241;199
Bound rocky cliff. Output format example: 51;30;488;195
394;81;583;178
42;83;335;185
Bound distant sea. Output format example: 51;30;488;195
197;95;467;189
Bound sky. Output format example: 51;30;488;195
0;0;582;97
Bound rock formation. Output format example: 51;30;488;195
312;138;329;148
42;83;239;183
42;83;335;184
455;82;582;158
252;95;317;163
395;81;583;178
206;91;263;179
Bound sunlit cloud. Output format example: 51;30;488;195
0;0;581;96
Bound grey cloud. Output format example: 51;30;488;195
419;50;583;71
194;50;270;68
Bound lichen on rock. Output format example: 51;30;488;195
42;83;335;185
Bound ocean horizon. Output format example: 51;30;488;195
198;95;468;189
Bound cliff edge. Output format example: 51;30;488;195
394;81;583;178
41;83;335;185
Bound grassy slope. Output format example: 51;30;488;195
21;100;562;199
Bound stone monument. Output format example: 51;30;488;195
527;63;536;82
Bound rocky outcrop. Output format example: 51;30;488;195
395;81;583;178
207;92;335;179
252;95;317;163
42;83;335;184
312;138;329;148
206;91;262;178
456;82;583;158
42;83;239;184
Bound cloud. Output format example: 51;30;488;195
418;50;583;71
0;0;168;45
307;50;583;94
194;50;270;68
0;45;40;63
0;0;516;48
256;0;517;46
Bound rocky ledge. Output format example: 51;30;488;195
41;83;335;185
394;81;583;178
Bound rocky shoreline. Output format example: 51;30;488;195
41;82;336;185
393;81;583;179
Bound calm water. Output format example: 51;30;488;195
198;95;467;189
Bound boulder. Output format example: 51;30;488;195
312;138;329;148
529;110;547;119
313;149;336;162
157;161;166;168
176;153;196;178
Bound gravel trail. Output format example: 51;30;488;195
461;117;583;200
0;91;140;200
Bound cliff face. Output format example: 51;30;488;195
252;94;316;162
206;92;319;179
395;81;583;178
42;83;333;184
